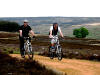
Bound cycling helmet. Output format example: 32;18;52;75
24;19;29;23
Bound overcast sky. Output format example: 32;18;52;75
0;0;100;17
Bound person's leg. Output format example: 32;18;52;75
51;39;55;49
19;36;25;57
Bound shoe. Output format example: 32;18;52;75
51;46;55;49
51;46;55;52
21;55;25;58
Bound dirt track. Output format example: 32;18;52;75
10;54;100;75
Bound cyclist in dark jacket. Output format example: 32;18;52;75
19;20;35;58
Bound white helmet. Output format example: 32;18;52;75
24;19;29;23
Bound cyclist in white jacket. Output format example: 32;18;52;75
49;23;64;49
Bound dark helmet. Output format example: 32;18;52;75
53;23;58;27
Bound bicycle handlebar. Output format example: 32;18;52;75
23;36;35;39
23;37;30;40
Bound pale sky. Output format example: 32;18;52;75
0;0;100;17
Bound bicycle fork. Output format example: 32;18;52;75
56;45;61;53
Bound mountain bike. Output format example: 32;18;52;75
49;36;63;61
23;37;34;59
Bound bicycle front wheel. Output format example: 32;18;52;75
49;47;54;59
57;46;62;61
27;45;34;59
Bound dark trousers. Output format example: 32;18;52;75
19;36;24;56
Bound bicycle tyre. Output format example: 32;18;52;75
49;47;54;59
57;46;62;61
27;45;34;59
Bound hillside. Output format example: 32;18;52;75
1;17;100;25
0;17;100;39
64;23;100;39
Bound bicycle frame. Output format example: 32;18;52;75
24;37;32;53
50;35;62;60
52;36;60;50
23;37;34;59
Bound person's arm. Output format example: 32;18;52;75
49;26;53;38
19;30;22;37
29;30;35;37
28;26;35;37
59;27;64;38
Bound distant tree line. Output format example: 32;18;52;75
0;21;20;32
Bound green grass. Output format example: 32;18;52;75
13;50;20;54
0;46;20;54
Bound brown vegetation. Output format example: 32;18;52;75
0;32;100;61
0;32;18;38
0;52;57;75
